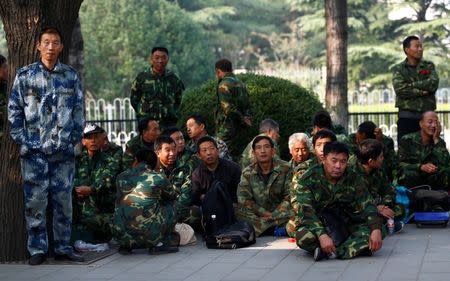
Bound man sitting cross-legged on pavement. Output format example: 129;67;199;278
398;111;450;192
72;124;122;243
295;141;383;261
352;139;404;233
113;148;179;255
237;135;293;237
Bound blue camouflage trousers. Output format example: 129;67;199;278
21;151;75;256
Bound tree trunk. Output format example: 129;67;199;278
324;0;348;128
68;18;84;81
0;0;83;262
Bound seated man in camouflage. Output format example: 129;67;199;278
123;117;161;168
240;118;280;169
352;139;403;233
344;121;396;181
155;136;194;226
72;124;122;243
294;141;382;261
398;111;450;191
99;130;123;173
113;149;179;255
305;110;347;141
163;126;200;171
185;113;231;160
237;135;292;236
288;133;312;173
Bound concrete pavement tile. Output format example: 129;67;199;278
418;273;450;281
298;270;341;281
221;267;271;281
421;261;450;273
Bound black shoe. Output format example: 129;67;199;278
313;247;328;261
118;246;132;255
54;252;85;262
148;244;179;255
394;221;404;234
359;248;373;257
29;253;46;266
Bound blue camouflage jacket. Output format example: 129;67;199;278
8;60;84;156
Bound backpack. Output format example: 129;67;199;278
201;180;236;236
204;221;256;249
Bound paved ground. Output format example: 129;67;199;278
1;225;450;281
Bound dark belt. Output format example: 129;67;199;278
398;110;421;119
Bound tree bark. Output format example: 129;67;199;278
324;0;348;128
0;0;83;262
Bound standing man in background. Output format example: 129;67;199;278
392;35;439;142
130;47;184;128
214;59;252;160
8;27;85;265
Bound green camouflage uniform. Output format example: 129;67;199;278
72;148;121;242
123;135;154;168
185;135;232;161
0;80;7;142
239;134;280;170
392;59;439;112
177;147;200;172
286;155;316;237
158;161;199;227
237;158;293;236
344;133;397;181
215;73;251;159
112;162;178;249
398;131;450;190
130;68;184;127
102;141;124;173
294;164;382;259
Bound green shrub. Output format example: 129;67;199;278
178;73;324;159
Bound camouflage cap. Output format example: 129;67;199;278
83;123;105;137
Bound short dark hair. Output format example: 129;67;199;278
187;113;206;126
38;26;63;44
252;135;275;150
323;141;349;158
152;47;169;55
313;129;337;146
357;121;376;139
259;118;279;133
356;139;383;165
197;135;217;151
403;35;420;53
162;126;181;136
0;54;6;66
154;135;176;151
312;111;332;129
138;117;158;135
215;59;233;72
135;148;158;169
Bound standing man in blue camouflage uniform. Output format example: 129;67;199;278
130;47;184;128
393;35;439;142
214;59;252;160
8;27;85;265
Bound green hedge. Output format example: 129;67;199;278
178;73;324;159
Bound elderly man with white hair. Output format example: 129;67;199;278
288;133;312;173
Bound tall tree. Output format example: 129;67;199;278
324;0;348;127
0;0;83;262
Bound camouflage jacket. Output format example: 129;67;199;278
177;147;200;173
73;148;121;220
215;73;251;137
295;164;381;237
130;67;184;125
392;59;439;112
350;161;395;207
0;80;7;140
185;135;232;160
102;141;123;173
290;156;318;219
123;135;154;168
344;133;397;179
8;61;84;156
398;131;450;182
237;158;292;219
239;134;280;169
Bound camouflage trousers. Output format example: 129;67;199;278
71;212;112;244
237;208;291;237
21;151;75;256
215;124;241;161
295;224;372;259
286;217;299;238
399;168;450;191
112;201;178;249
179;205;202;231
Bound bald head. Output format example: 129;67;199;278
420;111;439;138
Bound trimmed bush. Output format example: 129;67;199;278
178;73;324;159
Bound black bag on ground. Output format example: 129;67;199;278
201;180;236;236
409;186;449;212
319;207;350;246
204;220;256;249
